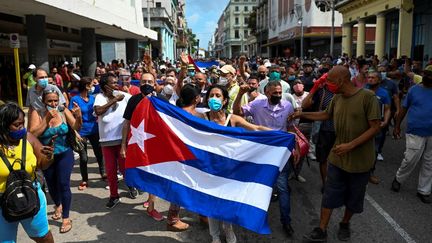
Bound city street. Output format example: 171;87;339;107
17;128;432;243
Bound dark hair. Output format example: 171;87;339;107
99;73;117;93
248;74;259;81
166;68;177;75
79;77;93;92
205;85;229;109
0;103;25;146
264;81;281;92
32;67;47;78
176;84;201;107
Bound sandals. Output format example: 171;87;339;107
78;181;88;191
60;219;72;234
51;206;62;220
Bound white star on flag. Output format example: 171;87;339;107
128;119;155;153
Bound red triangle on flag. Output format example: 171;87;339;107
125;97;196;169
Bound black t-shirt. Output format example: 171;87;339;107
301;74;316;92
123;93;168;121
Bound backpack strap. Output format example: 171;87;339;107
0;148;13;172
0;133;27;172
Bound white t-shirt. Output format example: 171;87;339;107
94;91;131;144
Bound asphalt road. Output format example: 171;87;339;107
17;130;432;243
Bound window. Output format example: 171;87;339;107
235;17;239;24
235;6;239;11
245;17;249;24
235;30;240;38
244;29;248;38
156;2;161;7
245;6;248;11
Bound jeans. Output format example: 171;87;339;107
208;218;236;243
277;161;292;225
102;145;125;198
78;133;105;181
375;124;388;154
43;149;74;218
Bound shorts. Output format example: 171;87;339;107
0;182;50;242
315;130;336;164
321;164;370;214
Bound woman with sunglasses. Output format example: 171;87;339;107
29;89;82;234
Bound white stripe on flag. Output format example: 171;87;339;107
138;162;272;211
157;111;291;169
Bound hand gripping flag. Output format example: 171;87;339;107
125;96;295;234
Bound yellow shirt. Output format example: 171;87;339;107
413;74;423;84
0;140;37;193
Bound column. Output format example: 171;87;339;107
397;0;413;57
375;13;386;59
81;28;96;78
96;41;102;62
356;19;366;57
125;39;138;63
342;23;352;57
26;15;49;71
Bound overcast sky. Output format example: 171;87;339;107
185;0;229;49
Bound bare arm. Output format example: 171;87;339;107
404;58;415;80
393;107;408;139
94;98;118;116
393;94;401;118
239;56;248;80
382;104;391;127
120;119;131;159
231;114;271;131
28;109;49;137
27;132;54;170
64;108;82;131
293;111;330;121
233;84;249;116
301;91;315;109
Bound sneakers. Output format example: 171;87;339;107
417;192;432;204
117;172;123;180
391;177;401;192
73;151;80;161
106;197;120;209
376;153;384;161
283;224;294;237
303;227;327;242
337;223;351;241
369;175;380;184
307;152;317;160
167;220;189;232
128;187;138;199
147;209;164;221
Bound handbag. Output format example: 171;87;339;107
66;124;84;152
293;125;310;158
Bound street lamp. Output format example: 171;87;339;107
315;0;336;57
295;4;304;60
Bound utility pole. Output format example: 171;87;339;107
295;4;304;60
330;0;335;57
147;0;152;57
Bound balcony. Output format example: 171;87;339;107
142;7;173;21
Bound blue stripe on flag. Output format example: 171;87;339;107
125;168;271;234
149;96;295;150
184;145;280;187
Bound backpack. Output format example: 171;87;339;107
0;134;40;222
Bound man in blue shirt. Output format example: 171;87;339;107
365;71;391;184
392;65;432;204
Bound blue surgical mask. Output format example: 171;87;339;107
381;72;387;80
38;78;48;88
89;86;95;94
188;71;195;77
9;128;26;140
208;97;223;111
288;75;296;81
47;105;58;111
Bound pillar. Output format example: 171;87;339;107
375;13;386;59
26;15;49;71
125;39;138;63
397;0;413;57
96;41;102;62
356;19;366;57
342;23;352;57
81;28;96;78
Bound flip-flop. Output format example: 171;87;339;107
51;212;61;220
60;220;72;234
78;181;88;191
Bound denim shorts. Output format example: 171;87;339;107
321;164;370;214
0;182;50;242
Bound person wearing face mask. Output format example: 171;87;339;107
26;68;67;117
218;65;240;113
233;81;300;238
0;103;55;243
365;71;391;185
205;85;273;243
392;65;432;204
161;77;176;105
258;67;291;95
301;61;316;92
122;73;188;230
69;77;105;190
93;73;137;209
29;89;82;234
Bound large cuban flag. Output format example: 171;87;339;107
125;96;295;234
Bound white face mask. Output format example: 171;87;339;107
217;77;228;86
163;84;174;95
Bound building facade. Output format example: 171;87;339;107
222;0;258;58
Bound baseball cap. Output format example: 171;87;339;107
28;64;36;70
219;65;236;75
424;65;432;73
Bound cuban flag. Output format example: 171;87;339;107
125;96;295;234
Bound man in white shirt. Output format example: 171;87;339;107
93;73;135;209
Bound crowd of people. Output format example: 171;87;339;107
0;51;431;243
